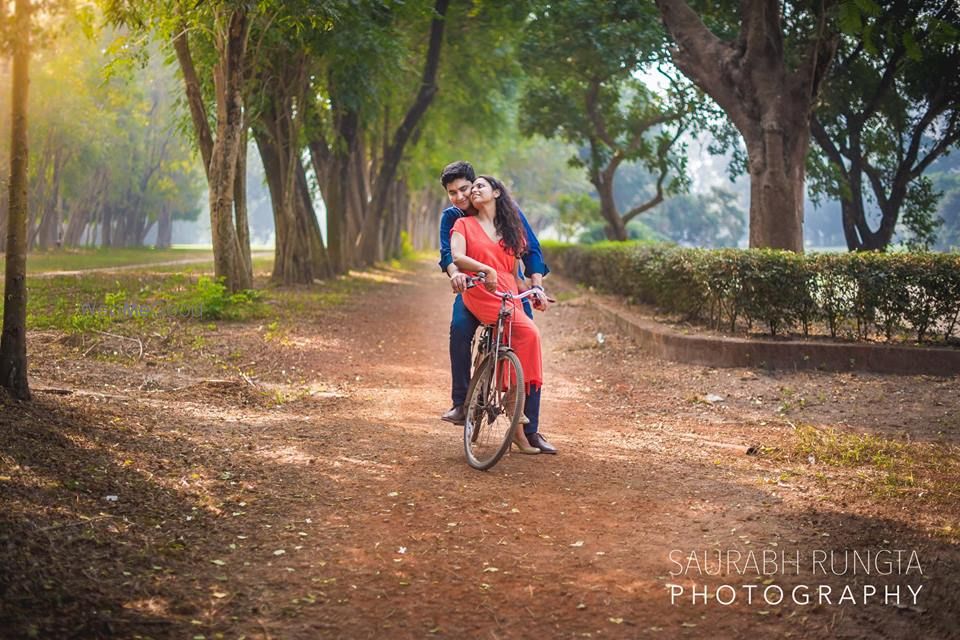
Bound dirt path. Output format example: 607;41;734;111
2;259;957;639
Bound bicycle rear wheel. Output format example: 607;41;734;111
463;350;525;471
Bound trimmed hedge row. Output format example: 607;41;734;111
543;241;960;343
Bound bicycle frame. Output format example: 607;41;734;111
466;276;539;403
461;274;549;468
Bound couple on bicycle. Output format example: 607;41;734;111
437;161;557;455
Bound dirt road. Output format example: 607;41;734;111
2;259;957;639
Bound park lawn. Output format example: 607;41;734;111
1;253;419;334
146;253;275;275
0;247;214;273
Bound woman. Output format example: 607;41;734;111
450;176;546;454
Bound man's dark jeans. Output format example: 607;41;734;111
449;294;541;436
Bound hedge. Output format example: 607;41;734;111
542;241;960;344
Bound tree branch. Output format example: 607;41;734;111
370;0;449;210
585;79;617;150
622;122;686;224
172;22;214;179
655;0;753;135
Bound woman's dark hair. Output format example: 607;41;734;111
477;175;527;258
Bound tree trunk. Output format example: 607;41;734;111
315;108;364;275
593;167;628;241
355;0;450;265
656;0;837;251
26;131;50;250
295;155;330;279
155;205;172;249
101;203;113;247
63;204;88;248
255;129;313;284
174;10;250;288
36;146;65;249
253;48;328;286
63;167;104;247
234;126;252;276
208;7;252;292
1;0;31;400
408;189;443;251
744;124;808;250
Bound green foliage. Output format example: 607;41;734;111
0;7;206;250
809;0;960;250
518;0;694;221
161;276;262;321
545;243;960;342
555;193;600;242
399;230;415;259
643;187;746;248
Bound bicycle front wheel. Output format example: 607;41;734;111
463;350;525;471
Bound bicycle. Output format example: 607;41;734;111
462;274;551;470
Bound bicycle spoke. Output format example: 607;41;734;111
463;351;524;471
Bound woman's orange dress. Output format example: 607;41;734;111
451;216;543;391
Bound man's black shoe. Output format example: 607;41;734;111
526;432;557;454
441;405;466;425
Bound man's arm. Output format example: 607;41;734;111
517;207;550;279
439;207;470;293
438;207;459;274
516;208;552;310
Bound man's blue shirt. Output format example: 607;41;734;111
438;206;549;279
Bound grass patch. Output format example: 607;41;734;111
11;254;412;336
10;271;266;335
793;424;903;468
2;247;214;273
761;424;960;509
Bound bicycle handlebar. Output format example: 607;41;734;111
464;273;556;303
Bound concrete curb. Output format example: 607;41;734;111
585;295;960;377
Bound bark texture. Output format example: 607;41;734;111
656;0;838;250
254;53;328;285
205;7;252;291
1;0;32;400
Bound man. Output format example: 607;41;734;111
437;160;557;454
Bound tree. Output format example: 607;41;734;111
1;0;32;400
105;0;256;290
3;13;207;251
646;187;746;247
391;2;534;251
520;0;693;241
308;0;451;272
655;0;839;251
809;0;960;251
247;15;332;285
554;193;600;243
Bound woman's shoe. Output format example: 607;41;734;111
512;432;540;454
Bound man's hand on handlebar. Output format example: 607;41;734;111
449;271;470;294
479;270;498;293
531;286;554;312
